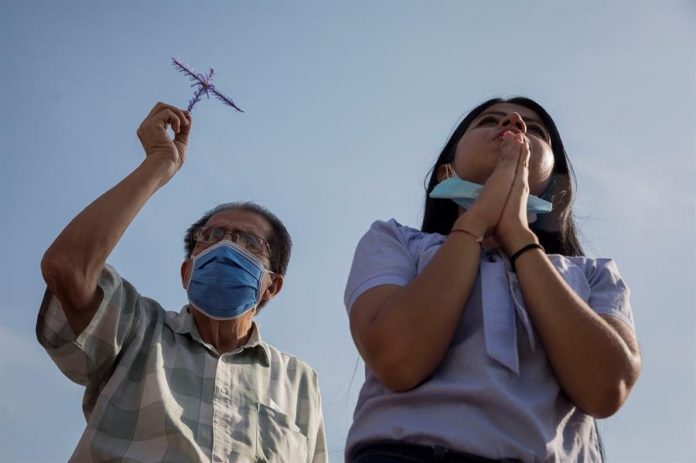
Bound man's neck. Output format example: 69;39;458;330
190;308;255;355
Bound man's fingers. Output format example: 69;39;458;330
146;102;190;128
155;108;183;133
146;102;171;119
141;108;189;137
139;104;192;150
174;118;191;145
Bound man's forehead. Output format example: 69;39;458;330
205;209;271;236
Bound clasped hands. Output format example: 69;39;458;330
453;131;540;257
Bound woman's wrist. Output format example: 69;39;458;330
499;227;538;257
452;211;488;239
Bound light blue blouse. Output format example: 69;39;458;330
344;219;635;463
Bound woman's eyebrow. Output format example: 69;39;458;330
479;110;545;127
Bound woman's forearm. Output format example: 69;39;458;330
514;247;641;417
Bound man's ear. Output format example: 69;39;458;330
181;259;192;289
261;274;284;304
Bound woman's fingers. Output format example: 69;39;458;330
493;132;526;190
513;138;531;192
499;131;523;166
500;136;531;223
460;131;531;235
493;137;534;253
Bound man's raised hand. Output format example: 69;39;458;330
136;102;192;173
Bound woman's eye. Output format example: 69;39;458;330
478;116;497;126
528;125;548;139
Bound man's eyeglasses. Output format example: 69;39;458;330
192;226;272;259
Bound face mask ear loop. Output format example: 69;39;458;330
444;163;457;179
539;174;556;202
256;270;280;313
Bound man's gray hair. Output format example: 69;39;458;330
184;202;292;277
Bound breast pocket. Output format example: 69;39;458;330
256;403;308;463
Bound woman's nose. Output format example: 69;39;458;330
499;112;527;133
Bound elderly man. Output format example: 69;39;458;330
37;102;326;462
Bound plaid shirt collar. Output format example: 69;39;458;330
168;305;271;367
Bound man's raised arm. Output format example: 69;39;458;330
40;102;191;335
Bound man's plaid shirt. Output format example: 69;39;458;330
37;264;327;463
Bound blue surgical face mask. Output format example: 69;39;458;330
429;166;553;223
186;240;270;320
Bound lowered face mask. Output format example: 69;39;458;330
186;240;270;320
429;166;553;223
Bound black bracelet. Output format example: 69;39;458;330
510;243;544;272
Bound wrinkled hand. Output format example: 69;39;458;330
136;102;192;173
494;131;537;255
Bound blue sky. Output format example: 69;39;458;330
1;1;694;462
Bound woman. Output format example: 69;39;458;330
344;97;641;462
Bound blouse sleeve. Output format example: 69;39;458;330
344;219;419;313
585;258;635;331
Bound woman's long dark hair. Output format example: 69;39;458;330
421;97;584;257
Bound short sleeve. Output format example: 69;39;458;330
36;264;147;386
344;219;419;312
585;258;635;331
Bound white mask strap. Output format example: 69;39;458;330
444;163;458;179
